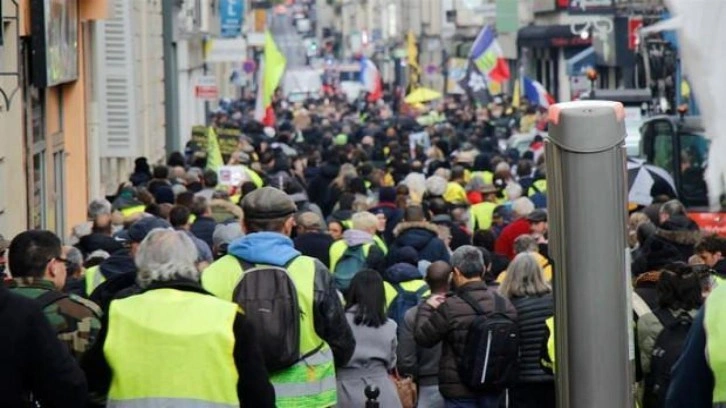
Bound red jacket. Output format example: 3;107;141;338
495;218;531;260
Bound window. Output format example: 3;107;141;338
53;151;66;236
679;133;710;206
32;152;46;230
652;121;674;175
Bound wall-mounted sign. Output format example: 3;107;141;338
31;0;79;88
195;76;219;100
568;0;615;15
205;38;247;63
219;0;244;38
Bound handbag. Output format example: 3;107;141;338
390;368;418;408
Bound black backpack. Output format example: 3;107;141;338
458;291;519;392
643;308;693;408
232;257;310;373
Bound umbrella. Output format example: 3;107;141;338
627;158;678;206
405;87;442;104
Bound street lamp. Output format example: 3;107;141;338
586;68;599;94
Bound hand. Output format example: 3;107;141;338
426;294;445;309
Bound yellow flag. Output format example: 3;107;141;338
407;31;420;88
512;78;521;108
206;126;224;172
263;30;287;108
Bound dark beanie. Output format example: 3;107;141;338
379;187;396;204
153;185;175;205
391;246;419;266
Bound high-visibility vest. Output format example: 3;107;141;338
84;265;106;297
329;240;373;272
104;288;239;407
384;280;430;310
373;235;388;255
705;282;726;403
120;205;145;218
444;182;468;204
469;201;497;231
202;255;338;407
541;316;555;373
529;179;547;197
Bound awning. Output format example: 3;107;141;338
639;17;681;34
518;24;593;48
566;46;596;76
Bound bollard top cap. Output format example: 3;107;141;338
546;101;626;153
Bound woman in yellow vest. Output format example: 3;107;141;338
81;229;275;407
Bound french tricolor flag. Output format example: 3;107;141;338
360;58;382;102
523;77;556;108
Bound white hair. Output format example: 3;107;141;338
135;229;199;288
352;211;378;232
87;198;112;219
495;161;511;175
505;182;523;201
512;197;535;217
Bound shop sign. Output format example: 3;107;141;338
195;76;219;100
31;0;79;87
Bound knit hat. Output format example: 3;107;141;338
241;187;297;220
379;187;396;204
390;246;419;266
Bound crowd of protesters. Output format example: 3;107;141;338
0;90;725;407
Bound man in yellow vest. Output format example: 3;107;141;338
202;187;355;407
469;184;501;232
496;235;553;283
82;229;275;406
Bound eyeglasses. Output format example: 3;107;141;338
53;257;74;270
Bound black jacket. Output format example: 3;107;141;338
75;233;123;257
294;232;334;266
307;163;340;215
414;281;517;398
90;249;139;312
390;221;451;265
509;294;554;383
0;286;87;407
82;280;276;407
191;215;217;250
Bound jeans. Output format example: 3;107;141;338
444;394;501;408
418;385;445;408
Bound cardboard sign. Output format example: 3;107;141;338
189;126;242;162
218;166;251;186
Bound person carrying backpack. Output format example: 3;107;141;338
328;211;386;293
415;246;518;407
383;246;430;325
202;187;355;408
637;263;702;408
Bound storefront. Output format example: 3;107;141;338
16;0;107;237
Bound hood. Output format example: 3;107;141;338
343;229;374;247
384;262;423;283
320;163;340;178
655;217;702;246
393;221;439;250
210;199;243;222
228;232;300;266
99;249;137;279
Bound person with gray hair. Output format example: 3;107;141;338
499;253;555;408
496;234;553;283
62;246;86;297
415;245;517;405
81;229;276;407
68;198;116;245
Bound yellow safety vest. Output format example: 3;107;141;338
471;171;494;185
329;240;373;272
120;205;145;218
373;235;388;255
443;182;468;204
202;255;338;407
528;179;547;197
469;201;497;231
384;280;430;310
104;288;239;407
541;316;555;373
705;282;726;403
84;265;106;297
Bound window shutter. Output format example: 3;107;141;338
96;0;137;158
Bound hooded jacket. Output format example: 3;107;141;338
330;230;386;273
210;232;356;367
390;221;451;264
384;262;422;285
210;199;244;223
414;281;518;398
307;163;340;213
632;215;701;275
294;232;334;267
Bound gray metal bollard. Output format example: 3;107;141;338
545;101;634;408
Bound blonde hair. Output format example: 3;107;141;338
352;211;378;232
499;253;551;298
332;163;358;189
